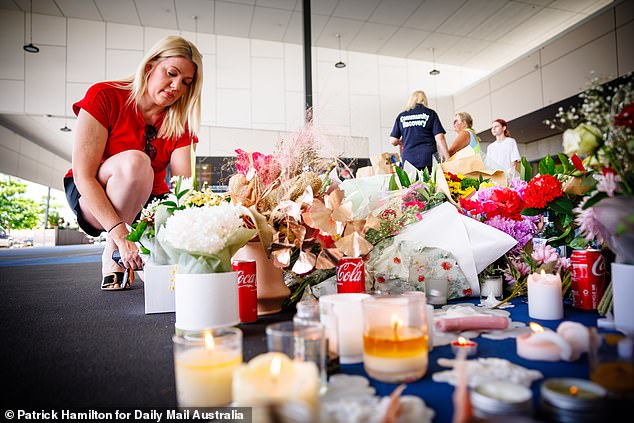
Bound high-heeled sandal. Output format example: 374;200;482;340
100;251;135;291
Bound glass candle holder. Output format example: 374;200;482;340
173;327;242;407
266;321;327;394
319;293;370;364
480;275;503;299
362;294;428;383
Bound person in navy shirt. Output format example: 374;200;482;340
390;90;449;171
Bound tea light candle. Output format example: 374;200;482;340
541;378;607;414
362;295;428;383
516;322;572;362
232;352;320;411
471;381;533;417
527;269;563;320
173;328;242;407
451;336;478;357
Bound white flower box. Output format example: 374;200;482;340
143;262;176;314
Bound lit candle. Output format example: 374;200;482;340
232;352;320;411
527;269;563;320
451;336;478;357
173;328;242;407
362;295;428;383
540;378;607;419
516;322;572;362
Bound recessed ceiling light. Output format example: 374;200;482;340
60;125;71;132
335;61;346;68
429;69;440;76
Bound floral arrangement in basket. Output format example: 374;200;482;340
544;72;634;316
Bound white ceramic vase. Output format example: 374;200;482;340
174;271;239;332
611;262;634;335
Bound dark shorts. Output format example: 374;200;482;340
64;176;165;237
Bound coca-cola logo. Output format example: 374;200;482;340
591;255;605;277
337;261;363;283
237;270;256;288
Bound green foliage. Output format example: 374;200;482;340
520;157;532;182
538;155;556;176
0;177;43;230
47;210;62;228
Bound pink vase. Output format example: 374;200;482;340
233;241;290;315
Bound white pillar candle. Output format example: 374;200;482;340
232;352;320;412
516;322;572;361
173;328;242;407
319;293;371;364
556;321;590;361
527;270;563;320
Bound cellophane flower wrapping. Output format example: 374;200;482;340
157;203;256;273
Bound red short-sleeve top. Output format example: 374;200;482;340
65;81;198;195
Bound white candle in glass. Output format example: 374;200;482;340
232;352;320;411
173;328;242;407
516;322;572;361
319;293;370;364
527;269;563;320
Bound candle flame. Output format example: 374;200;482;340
270;356;282;382
203;330;215;350
540;269;546;277
569;386;578;396
391;314;402;340
457;336;468;346
529;322;544;333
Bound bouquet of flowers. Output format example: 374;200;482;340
127;176;225;264
157;203;256;273
545;72;634;316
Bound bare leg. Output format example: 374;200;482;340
78;151;154;276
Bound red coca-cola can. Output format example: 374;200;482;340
232;259;258;323
336;257;366;293
570;249;606;310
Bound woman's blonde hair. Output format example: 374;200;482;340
455;112;473;128
117;35;203;139
405;90;429;111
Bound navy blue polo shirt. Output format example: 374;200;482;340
390;104;445;170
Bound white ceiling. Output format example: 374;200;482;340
2;0;612;69
0;0;614;162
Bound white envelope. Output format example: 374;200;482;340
395;203;517;296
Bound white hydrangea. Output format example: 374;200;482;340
161;204;245;255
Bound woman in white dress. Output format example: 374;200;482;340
485;119;521;177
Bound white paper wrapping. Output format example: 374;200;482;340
395;203;517;295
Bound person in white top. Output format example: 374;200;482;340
485;119;521;177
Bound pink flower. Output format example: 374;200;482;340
531;244;559;266
596;169;621;197
574;204;608;244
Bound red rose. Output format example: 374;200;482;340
441;261;452;270
377;276;385;284
418;275;425;282
463;288;473;296
393;257;401;264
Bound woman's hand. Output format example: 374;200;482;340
109;224;144;270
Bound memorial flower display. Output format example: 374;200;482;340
157;203;256;273
545;72;634;316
